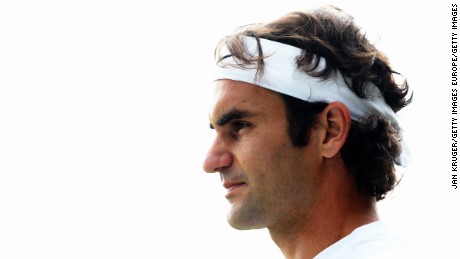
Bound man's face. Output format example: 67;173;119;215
203;80;323;230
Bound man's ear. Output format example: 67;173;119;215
317;102;351;158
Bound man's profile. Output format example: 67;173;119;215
203;5;411;258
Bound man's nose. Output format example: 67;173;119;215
202;139;233;173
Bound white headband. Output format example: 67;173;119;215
214;36;410;166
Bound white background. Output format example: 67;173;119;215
0;1;458;258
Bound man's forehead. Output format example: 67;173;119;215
212;80;271;109
210;81;248;122
210;80;277;118
213;79;282;103
213;79;256;97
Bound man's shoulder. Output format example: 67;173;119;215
314;221;408;259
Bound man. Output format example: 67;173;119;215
203;5;411;259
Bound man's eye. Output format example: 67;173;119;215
232;121;249;132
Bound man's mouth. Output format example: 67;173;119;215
223;181;246;197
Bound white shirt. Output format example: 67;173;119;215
314;221;408;259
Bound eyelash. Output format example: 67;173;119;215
231;121;249;133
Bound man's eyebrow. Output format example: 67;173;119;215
209;109;252;129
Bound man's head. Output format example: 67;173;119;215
203;5;411;230
204;80;324;230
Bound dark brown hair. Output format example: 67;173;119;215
215;5;412;200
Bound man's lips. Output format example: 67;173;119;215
223;181;246;197
223;181;246;190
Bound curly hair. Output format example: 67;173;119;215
215;5;412;200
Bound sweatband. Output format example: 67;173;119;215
214;36;410;166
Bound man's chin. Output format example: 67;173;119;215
227;207;266;230
228;220;265;230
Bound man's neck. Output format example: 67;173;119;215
268;165;379;259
